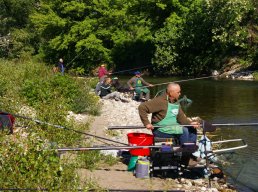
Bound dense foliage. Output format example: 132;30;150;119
0;0;257;75
0;59;118;190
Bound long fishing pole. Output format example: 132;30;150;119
108;122;258;130
140;75;218;89
3;111;127;146
111;65;152;75
58;139;247;154
58;145;164;152
108;124;205;130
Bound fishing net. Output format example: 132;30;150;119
216;154;258;191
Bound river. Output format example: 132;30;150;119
120;76;258;191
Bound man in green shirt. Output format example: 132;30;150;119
127;71;153;101
138;83;201;165
138;82;200;144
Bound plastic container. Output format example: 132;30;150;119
135;158;150;178
127;133;154;156
127;156;138;171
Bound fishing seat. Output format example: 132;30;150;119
150;136;199;177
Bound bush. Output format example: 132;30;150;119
0;59;103;189
77;150;119;170
0;132;79;190
253;71;258;80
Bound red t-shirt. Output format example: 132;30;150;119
98;67;108;78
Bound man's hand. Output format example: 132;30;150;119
146;124;154;130
190;121;200;129
129;87;134;90
149;84;154;87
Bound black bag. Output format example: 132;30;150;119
0;112;15;134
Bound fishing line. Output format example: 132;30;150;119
141;75;218;89
66;47;88;66
111;65;152;75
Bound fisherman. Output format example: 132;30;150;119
97;77;129;102
127;71;153;101
111;77;130;93
138;83;200;165
98;64;111;83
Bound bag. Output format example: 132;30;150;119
0;112;15;134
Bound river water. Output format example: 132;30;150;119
120;76;258;191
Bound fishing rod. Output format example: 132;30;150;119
58;145;165;152
3;111;127;146
57;139;247;154
140;75;218;89
108;122;258;130
108;124;208;130
111;65;152;75
66;47;87;66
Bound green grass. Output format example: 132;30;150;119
0;58;105;190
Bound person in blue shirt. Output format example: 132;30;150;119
58;58;65;75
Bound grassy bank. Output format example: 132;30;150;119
0;59;116;190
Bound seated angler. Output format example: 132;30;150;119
111;77;130;93
138;83;201;166
97;77;129;102
127;71;153;101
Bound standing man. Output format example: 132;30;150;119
98;64;111;82
58;58;65;75
138;83;200;165
127;71;153;101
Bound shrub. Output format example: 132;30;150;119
0;132;79;190
253;71;258;80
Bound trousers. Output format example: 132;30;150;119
153;126;197;144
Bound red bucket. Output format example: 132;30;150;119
127;133;154;156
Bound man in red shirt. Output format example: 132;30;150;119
98;64;110;82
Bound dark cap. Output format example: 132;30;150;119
134;71;141;75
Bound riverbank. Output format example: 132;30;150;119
81;98;239;192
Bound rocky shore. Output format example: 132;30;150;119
81;98;240;192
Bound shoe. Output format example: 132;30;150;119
190;155;206;165
188;158;198;167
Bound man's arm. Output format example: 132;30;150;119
177;107;191;125
138;98;162;126
127;77;135;90
177;107;200;128
140;77;153;87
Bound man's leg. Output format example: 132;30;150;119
145;92;150;100
139;92;144;100
102;92;116;100
179;127;189;144
179;127;197;144
188;127;197;143
153;129;174;138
